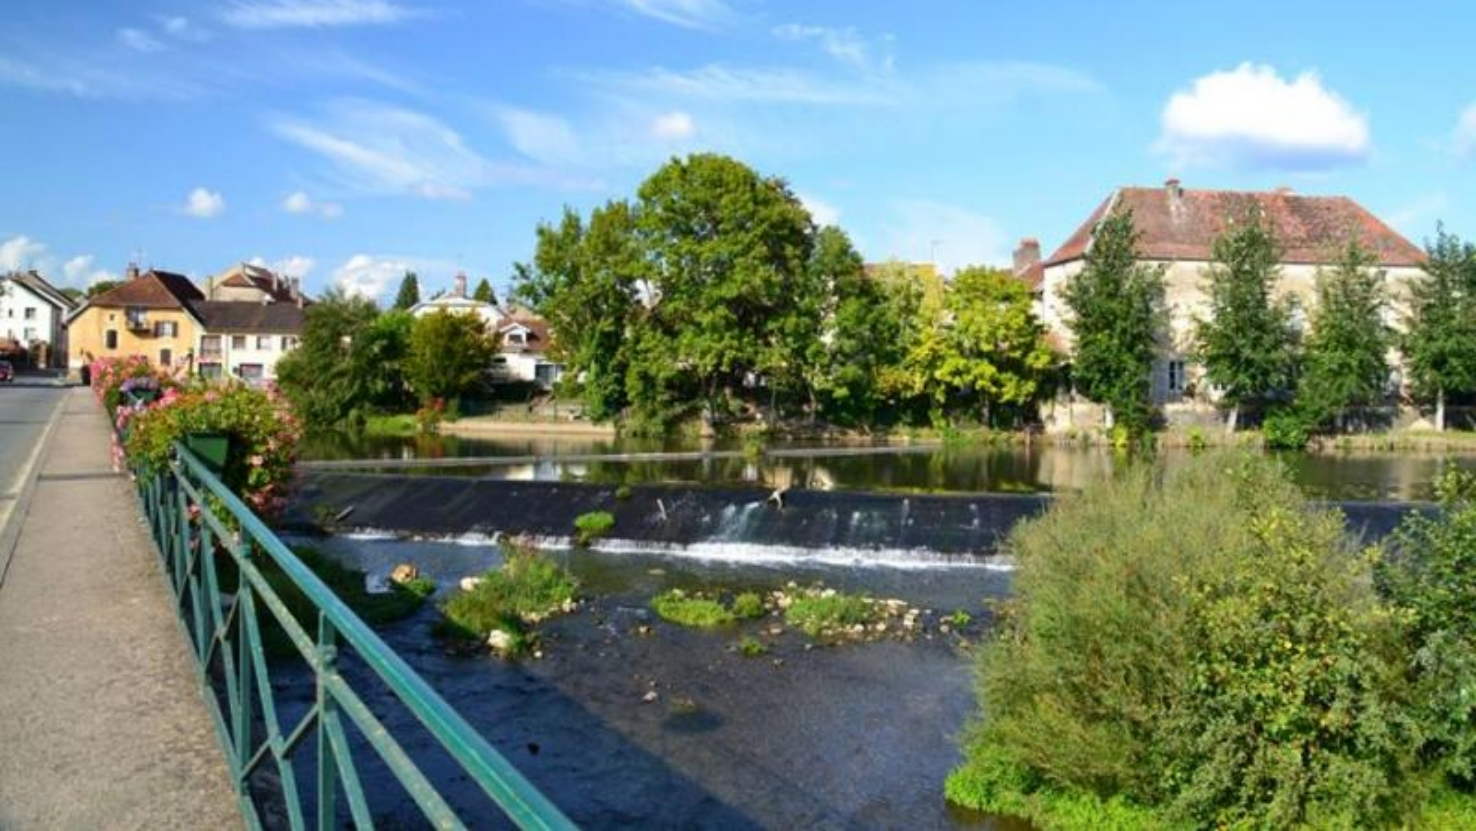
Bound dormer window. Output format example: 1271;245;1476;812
506;331;526;345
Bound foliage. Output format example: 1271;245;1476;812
1380;470;1476;789
1060;209;1166;437
731;591;765;620
738;636;768;657
1195;207;1298;423
90;354;180;418
1262;407;1313;451
393;271;420;310
415;397;446;434
472;277;495;303
953;454;1417;828
440;545;577;653
651;589;735;627
1403;227;1476;429
572;510;614;546
406;309;498;405
933;266;1055;427
785;589;877;638
1298;239;1392;429
816;245;918;426
123;381;301;516
274;290;387;430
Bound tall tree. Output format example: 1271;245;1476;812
634;153;816;428
807;227;902;426
1195;208;1298;432
1404;226;1476;431
1299;239;1391;429
406;309;498;404
934;266;1055;427
472;277;495;304
1060;209;1167;436
275;289;382;429
393;271;420;310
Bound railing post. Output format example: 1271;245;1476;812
236;541;256;790
315;613;339;830
173;459;191;601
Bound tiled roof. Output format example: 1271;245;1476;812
6;271;75;310
210;263;300;303
499;314;551;354
85;270;204;309
1044;186;1425;268
190;301;305;334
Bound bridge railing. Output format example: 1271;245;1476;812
136;441;575;830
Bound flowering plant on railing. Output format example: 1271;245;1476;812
124;381;302;518
91;355;180;418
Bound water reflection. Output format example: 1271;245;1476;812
299;431;1476;502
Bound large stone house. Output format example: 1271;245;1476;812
1020;181;1426;429
1;270;76;368
67;266;205;375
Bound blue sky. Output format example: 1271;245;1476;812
3;0;1474;302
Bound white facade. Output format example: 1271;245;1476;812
0;275;71;367
196;331;300;384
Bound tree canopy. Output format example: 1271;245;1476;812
393;271;420;310
1403;226;1476;430
406;309;499;404
1298;239;1392;427
934;266;1055;427
472;277;496;304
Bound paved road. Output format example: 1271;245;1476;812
0;378;66;552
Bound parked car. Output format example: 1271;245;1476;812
0;360;12;382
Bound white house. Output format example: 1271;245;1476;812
1;270;76;368
1024;180;1426;429
190;301;305;384
411;275;564;389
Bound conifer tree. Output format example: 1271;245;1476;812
393;271;420;310
1404;226;1476;430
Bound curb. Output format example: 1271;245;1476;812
0;390;71;588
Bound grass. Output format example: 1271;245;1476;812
573;510;615;546
737;636;768;657
651;589;734;627
439;547;577;654
731;591;765;619
362;413;419;437
784;589;878;638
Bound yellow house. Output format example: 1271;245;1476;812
66;266;205;376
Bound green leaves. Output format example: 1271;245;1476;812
1299;240;1392;427
406;309;497;405
1404;227;1476;427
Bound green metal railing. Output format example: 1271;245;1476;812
137;441;575;830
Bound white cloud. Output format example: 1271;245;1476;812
183;187;226;218
1454;104;1476;159
62;255;120;287
249;254;317;278
772;24;885;71
494;107;581;166
1157;63;1370;170
874;200;1010;276
281;190;343;218
220;0;414;29
116;28;165;53
797;191;840;227
273;100;596;199
651;111;696;140
0;236;46;272
331;254;410;300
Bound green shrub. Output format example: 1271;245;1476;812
953;453;1415;828
614;485;633;500
945;609;972;627
731;591;765;619
573;510;615;546
1380;471;1476;789
440;546;577;652
738;636;768;657
786;590;876;638
1263;408;1311;451
651;589;734;627
1186;425;1207;452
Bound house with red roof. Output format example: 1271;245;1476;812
1017;180;1425;428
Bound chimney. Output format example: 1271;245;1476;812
292;277;304;308
125;262;141;281
1012;238;1041;277
454;272;468;298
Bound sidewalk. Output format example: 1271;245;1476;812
0;388;239;829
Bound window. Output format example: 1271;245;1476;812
231;335;247;350
1167;359;1186;395
105;329;118;350
200;335;222;359
23;327;36;342
256;336;272;350
237;363;264;383
280;336;298;351
23;307;35;320
125;307;148;329
154;320;178;337
506;330;526;346
159;348;173;367
198;363;223;380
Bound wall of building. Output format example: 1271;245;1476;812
67;306;201;374
0;281;67;366
196;331;299;383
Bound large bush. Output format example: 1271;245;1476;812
949;454;1418;828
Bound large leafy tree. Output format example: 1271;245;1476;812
634;153;816;427
1404;226;1476;431
393;271;420;310
1195;208;1298;432
1299;239;1391;429
1060;209;1166;436
406;309;498;404
935;266;1054;427
275;289;382;429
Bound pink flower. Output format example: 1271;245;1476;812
249;454;264;467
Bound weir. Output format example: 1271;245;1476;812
294;473;1420;561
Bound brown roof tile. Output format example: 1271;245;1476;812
190;301;305;334
1044;187;1424;268
86;269;204;309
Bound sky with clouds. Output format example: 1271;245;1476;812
3;0;1475;301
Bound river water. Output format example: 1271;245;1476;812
286;432;1470;827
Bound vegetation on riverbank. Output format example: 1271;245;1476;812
439;545;577;655
947;453;1476;828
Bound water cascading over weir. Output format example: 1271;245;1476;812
292;473;1053;567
